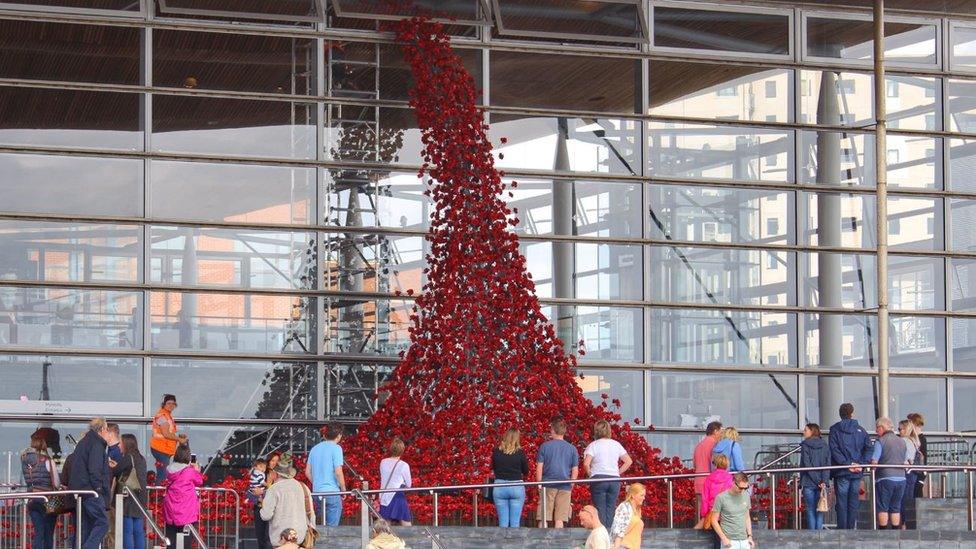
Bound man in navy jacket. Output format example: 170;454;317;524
828;403;874;529
68;417;111;549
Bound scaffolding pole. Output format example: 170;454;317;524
874;0;890;418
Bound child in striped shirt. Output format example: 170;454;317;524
247;458;268;504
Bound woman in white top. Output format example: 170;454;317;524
378;437;412;526
583;420;633;531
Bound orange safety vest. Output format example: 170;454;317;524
150;408;178;456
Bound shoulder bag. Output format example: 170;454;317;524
300;482;319;549
123;455;141;492
816;486;830;513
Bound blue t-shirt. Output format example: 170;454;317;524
308;440;344;493
107;443;123;463
536;439;579;491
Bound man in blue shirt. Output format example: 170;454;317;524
305;423;346;526
535;417;579;528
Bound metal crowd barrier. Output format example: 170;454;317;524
146;486;239;549
0;490;99;549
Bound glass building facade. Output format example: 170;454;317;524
1;0;976;475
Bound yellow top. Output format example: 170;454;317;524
621;505;644;549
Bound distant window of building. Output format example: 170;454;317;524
927;217;935;235
889;217;901;235
766;154;778;167
767;254;779;270
887;148;900;164
766;81;777;98
717;86;737;97
840;113;855;125
838;79;856;94
886;80;899;98
925;114;937;130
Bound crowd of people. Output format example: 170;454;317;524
17;393;934;549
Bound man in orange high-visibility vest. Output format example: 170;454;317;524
150;394;187;483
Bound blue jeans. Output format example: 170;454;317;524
80;496;109;549
589;475;621;532
901;472;918;528
151;448;171;483
28;500;56;549
833;476;862;529
492;480;526;528
320;495;342;527
802;487;825;530
123;516;146;549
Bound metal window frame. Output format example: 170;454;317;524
330;0;492;27
0;0;145;18
801;9;943;71
649;0;794;63
948;20;976;75
156;0;324;24
491;0;647;45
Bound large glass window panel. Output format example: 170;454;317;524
953;318;976;371
801;192;877;249
323;233;424;295
156;0;321;24
649;308;795;367
329;41;482;102
489;114;640;175
0;220;141;283
3;0;141;10
800;252;877;309
0;421;145;462
0;287;141;349
949;139;976;193
890;377;947;430
806;17;937;65
153;30;315;95
650;62;791;123
325;105;421;165
950;199;976;251
652;6;789;56
649;122;793;182
890;316;945;370
489;51;637;112
0;19;139;84
325;169;431;230
889;255;945;310
803;375;878;426
152;95;315;159
150;226;316;290
324;362;395;419
948;79;976;134
951;25;976;71
888;197;943;251
510;179;642;238
576;369;644;425
799;131;874;188
646;433;797;476
573;305;642;363
804;313;877;369
950;258;976;311
886;76;939;132
323;297;411;356
799;71;873;128
650;372;798;430
955;379;976;431
648;184;793;246
495;0;645;43
332;0;484;23
0;87;141;151
151;359;316;420
149;291;313;355
0;354;142;416
650;246;794;307
887;135;941;190
149;161;315;225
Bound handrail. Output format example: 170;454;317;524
758;445;802;470
185;522;209;549
312;463;976;498
145;485;239;549
122;485;170;546
0;489;99;498
0;492;49;502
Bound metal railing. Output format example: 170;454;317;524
0;490;99;549
178;522;208;549
114;486;169;549
146;486;239;549
323;482;446;549
313;463;976;533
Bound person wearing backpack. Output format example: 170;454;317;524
21;430;60;549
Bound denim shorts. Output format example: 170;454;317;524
876;479;907;513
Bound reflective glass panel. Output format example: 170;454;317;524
648;184;793;246
886;76;939;132
0;354;142;417
800;252;877;309
149;291;313;355
889;255;945;310
3;0;141;9
325;170;430;229
953;318;976;371
799;131;874;187
950;198;976;251
888;197;943;251
150;226;316;290
890;316;945;370
149;160;315;225
0;286;141;349
325;105;421;165
801;192;877;248
649;122;793;182
322;233;424;295
151;359;316;420
803;375;878;425
806;18;937;65
949;139;976;192
950;258;976;311
576;369;644;425
649;308;795;367
653;6;790;55
324;297;411;356
153;95;316;159
154;30;315;95
572;305;642;363
496;0;643;43
574;243;643;301
799;71;873;127
489;115;641;175
650;372;798;429
0;87;141;151
0;220;141;283
956;379;976;430
323;362;395;419
890;377;947;430
650;62;791;123
508;179;642;238
1;153;143;217
157;0;320;23
650;246;794;307
0;19;139;84
489;50;637;112
803;313;877;368
951;25;976;71
948;79;976;133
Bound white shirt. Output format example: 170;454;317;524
585;526;611;549
378;458;412;507
584;439;627;477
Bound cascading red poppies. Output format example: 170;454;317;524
338;15;695;524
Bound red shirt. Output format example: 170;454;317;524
693;436;718;494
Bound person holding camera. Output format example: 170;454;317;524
162;445;203;547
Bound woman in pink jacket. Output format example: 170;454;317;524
163;445;204;547
701;453;734;520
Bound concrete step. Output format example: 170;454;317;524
312;526;976;548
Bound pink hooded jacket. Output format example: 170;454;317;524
163;463;204;526
700;469;733;518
